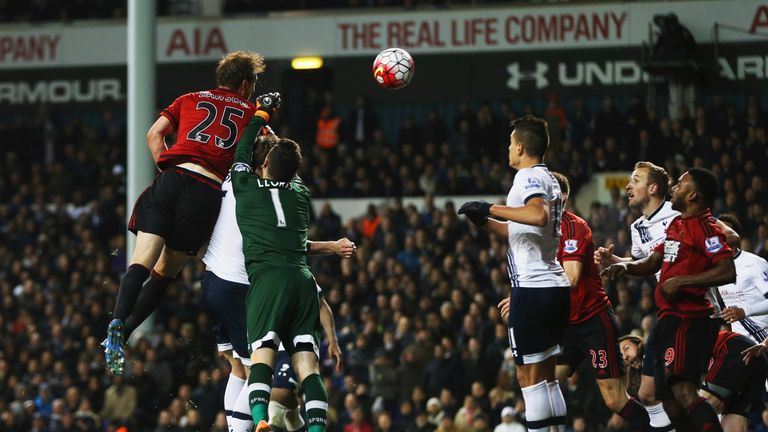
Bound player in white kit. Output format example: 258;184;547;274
594;161;739;431
715;214;768;343
460;115;570;432
202;133;351;432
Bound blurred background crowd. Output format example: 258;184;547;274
1;88;767;432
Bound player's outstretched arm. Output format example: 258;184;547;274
594;244;631;269
727;259;768;321
661;258;736;299
230;116;267;193
716;219;740;250
601;252;662;281
146;116;175;163
319;296;343;372
307;238;356;257
489;197;549;227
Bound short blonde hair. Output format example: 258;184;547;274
634;161;670;198
215;51;265;89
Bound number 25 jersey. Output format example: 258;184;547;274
158;87;257;180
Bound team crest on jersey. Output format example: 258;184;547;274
705;236;723;253
663;240;680;263
232;162;251;173
564;239;578;253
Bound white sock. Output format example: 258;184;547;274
546;381;566;432
225;374;246;430
232;379;254;432
285;405;306;431
521;380;553;432
646;402;673;429
269;400;288;429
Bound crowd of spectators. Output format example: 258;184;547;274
0;91;767;432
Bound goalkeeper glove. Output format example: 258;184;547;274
458;201;492;226
255;92;282;121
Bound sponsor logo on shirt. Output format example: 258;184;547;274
524;177;542;190
564;239;578;253
663;240;680;263
705;236;723;254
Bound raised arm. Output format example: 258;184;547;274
307;238;357;257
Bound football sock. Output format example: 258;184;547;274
521;380;553;432
302;373;328;432
123;270;173;338
268;400;290;429
248;363;273;424
546;381;566;432
224;373;246;430
686;397;723;432
618;398;652;431
285;405;306;431
232;377;254;432
113;264;150;321
647;402;675;431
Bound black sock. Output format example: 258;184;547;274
686;397;723;432
618;398;651;431
124;270;174;338
113;264;151;321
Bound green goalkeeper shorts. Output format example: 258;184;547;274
245;264;321;357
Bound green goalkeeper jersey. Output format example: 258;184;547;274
230;117;310;269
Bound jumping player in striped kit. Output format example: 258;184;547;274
460;115;570;432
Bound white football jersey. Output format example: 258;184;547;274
203;177;250;285
630;201;679;281
505;164;569;288
718;250;768;342
630;201;679;259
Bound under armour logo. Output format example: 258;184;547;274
506;62;549;90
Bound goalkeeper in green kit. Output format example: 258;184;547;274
230;93;328;432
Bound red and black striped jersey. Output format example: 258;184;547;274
558;210;611;324
157;87;256;181
653;210;732;318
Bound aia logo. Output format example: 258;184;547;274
664;348;675;367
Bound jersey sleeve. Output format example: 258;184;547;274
698;222;732;264
516;171;548;204
231;116;267;194
561;220;590;262
160;94;184;129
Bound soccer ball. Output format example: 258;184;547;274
372;47;415;90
